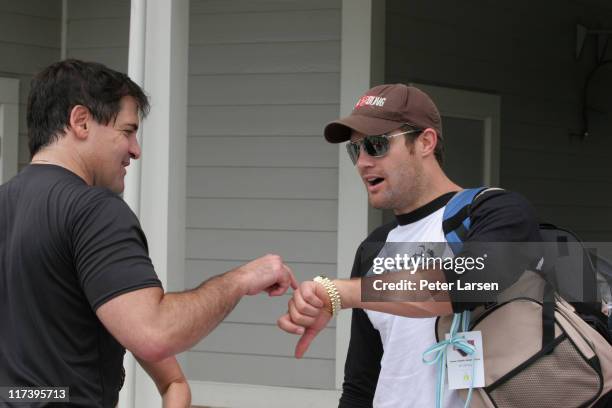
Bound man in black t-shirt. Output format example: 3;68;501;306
277;84;542;407
0;60;297;407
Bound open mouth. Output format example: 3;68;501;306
366;177;385;186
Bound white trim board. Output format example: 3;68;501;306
0;77;19;183
335;0;386;389
190;381;341;408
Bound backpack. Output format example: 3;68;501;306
431;188;612;408
538;223;612;343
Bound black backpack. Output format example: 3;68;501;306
443;188;612;344
539;223;612;343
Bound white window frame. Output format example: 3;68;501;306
411;83;501;186
0;77;19;183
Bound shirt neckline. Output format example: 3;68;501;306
395;191;457;225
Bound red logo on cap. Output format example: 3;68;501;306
355;95;386;109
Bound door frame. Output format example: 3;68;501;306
0;77;19;183
412;83;501;186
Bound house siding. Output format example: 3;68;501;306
183;0;341;389
66;0;130;73
386;0;612;241
0;0;61;169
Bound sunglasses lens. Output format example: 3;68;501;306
345;135;392;165
346;142;360;165
363;135;390;157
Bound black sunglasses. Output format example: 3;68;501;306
345;129;423;165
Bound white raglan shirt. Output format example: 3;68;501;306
365;206;464;408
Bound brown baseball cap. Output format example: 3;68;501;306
324;84;442;143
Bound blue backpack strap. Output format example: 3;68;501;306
443;188;488;254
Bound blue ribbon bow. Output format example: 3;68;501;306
422;311;477;408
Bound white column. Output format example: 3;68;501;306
336;0;385;390
124;0;147;215
132;0;190;406
119;0;147;406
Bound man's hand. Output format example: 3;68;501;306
231;254;298;296
277;281;333;358
98;254;298;362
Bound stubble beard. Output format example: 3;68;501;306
370;160;425;213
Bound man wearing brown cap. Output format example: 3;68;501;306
278;84;541;407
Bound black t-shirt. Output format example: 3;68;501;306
0;165;162;407
339;189;541;408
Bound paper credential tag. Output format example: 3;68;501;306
444;330;485;390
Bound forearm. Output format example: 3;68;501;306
153;269;245;356
332;273;453;318
99;254;295;361
138;356;191;408
162;380;191;408
280;272;452;359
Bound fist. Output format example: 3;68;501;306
234;254;298;296
277;280;333;358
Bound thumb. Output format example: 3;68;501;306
295;326;320;359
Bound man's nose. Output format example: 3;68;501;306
356;144;375;169
129;138;141;160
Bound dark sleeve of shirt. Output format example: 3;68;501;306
443;189;542;312
339;236;387;408
71;194;162;310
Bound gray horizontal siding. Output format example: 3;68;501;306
0;43;58;75
187;136;338;167
187;167;338;199
188;73;340;106
189;41;340;75
183;351;335;389
0;0;60;18
188;104;338;136
192;322;335;359
184;0;341;388
387;0;612;242
500;148;611;181
537;204;612;232
186;229;337;264
190;9;340;44
66;47;128;74
0;13;59;48
68;0;131;19
67;17;129;49
0;0;61;169
66;0;129;73
190;0;340;14
186;198;337;231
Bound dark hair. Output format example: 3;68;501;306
27;59;150;157
402;124;444;166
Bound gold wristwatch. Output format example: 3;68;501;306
313;275;342;316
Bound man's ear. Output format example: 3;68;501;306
69;105;90;140
417;128;438;158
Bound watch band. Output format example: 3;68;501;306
313;275;342;316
